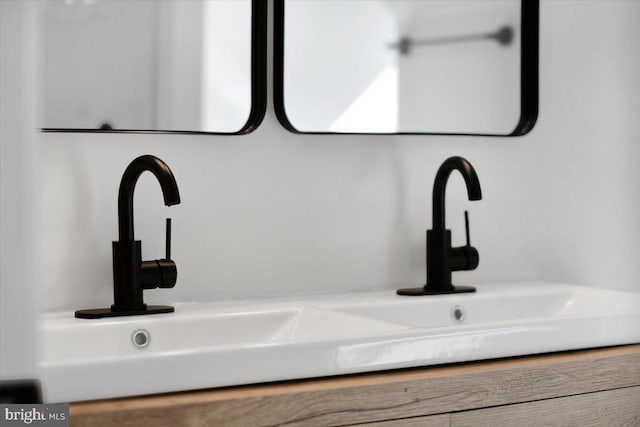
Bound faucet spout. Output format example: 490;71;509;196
118;155;181;241
432;156;482;230
398;156;482;296
75;155;182;318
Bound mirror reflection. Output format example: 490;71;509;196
41;0;253;133
278;0;533;135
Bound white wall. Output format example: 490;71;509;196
40;0;640;313
1;0;41;379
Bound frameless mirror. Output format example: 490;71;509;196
41;0;266;134
275;0;538;135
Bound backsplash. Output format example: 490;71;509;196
40;0;640;312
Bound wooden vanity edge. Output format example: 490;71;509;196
69;344;640;427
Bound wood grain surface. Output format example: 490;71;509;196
353;413;450;427
451;386;640;427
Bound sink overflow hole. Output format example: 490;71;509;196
132;329;150;349
451;306;465;322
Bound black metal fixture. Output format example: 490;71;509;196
389;25;514;56
75;155;181;318
274;0;539;137
398;156;482;296
0;380;42;404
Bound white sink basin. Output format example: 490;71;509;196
318;286;577;328
41;307;405;362
37;282;640;403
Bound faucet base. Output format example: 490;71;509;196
396;285;476;296
74;305;174;319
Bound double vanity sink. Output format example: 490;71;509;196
37;156;640;403
38;282;640;403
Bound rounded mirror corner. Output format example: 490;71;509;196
274;0;539;137
40;0;267;136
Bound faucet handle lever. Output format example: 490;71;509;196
448;210;479;272
165;218;172;260
139;217;176;289
464;210;471;247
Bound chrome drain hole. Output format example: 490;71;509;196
132;329;150;349
451;305;465;322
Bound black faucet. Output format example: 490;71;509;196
75;155;181;319
398;156;482;296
